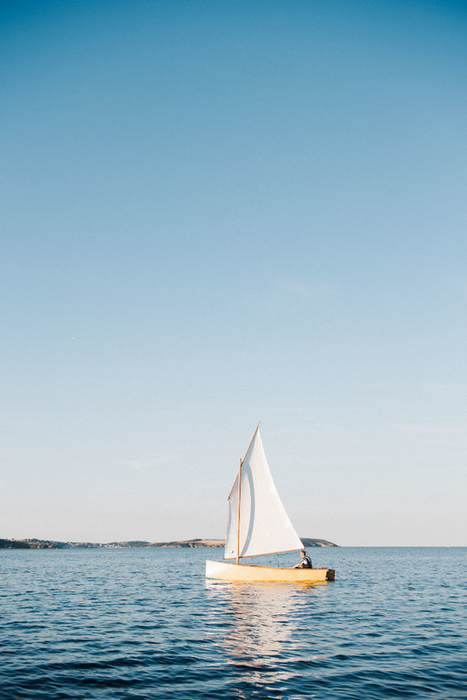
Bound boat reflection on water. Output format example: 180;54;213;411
205;580;327;697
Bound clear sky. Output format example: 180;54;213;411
1;0;466;546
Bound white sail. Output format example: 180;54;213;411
224;428;303;559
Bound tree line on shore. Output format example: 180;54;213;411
0;537;337;549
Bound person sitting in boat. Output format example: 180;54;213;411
293;549;312;569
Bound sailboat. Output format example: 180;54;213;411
205;424;335;582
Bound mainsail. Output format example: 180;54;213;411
224;428;303;560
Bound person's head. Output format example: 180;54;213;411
300;549;306;556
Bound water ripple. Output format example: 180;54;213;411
1;547;467;699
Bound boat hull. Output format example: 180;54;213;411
205;559;333;582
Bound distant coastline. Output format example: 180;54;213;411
0;537;338;549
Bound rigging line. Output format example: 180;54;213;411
241;421;261;463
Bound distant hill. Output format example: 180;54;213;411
301;538;338;548
0;537;338;549
0;538;225;549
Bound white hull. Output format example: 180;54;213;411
206;559;334;582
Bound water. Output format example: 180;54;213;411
1;547;466;699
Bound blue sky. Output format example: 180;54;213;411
1;0;466;545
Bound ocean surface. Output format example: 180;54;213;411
1;547;466;699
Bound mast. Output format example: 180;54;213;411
235;422;260;565
236;457;242;566
226;422;261;564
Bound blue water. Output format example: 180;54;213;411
1;547;466;699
